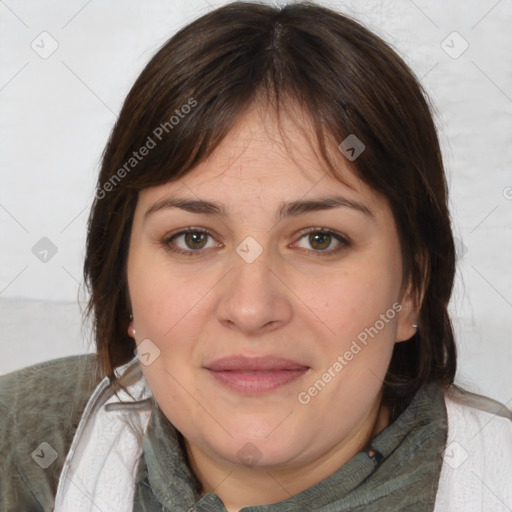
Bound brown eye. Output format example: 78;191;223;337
183;231;208;250
308;232;332;251
163;229;219;255
294;228;350;255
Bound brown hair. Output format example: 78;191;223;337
84;1;456;415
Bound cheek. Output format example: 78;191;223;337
139;362;206;441
303;274;399;419
318;266;400;341
129;274;171;339
128;247;195;337
304;259;401;402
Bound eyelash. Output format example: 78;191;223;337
161;227;351;257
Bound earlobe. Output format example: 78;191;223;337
396;319;418;343
127;319;136;339
395;285;421;342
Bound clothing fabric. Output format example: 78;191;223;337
435;389;512;511
1;354;511;511
53;357;153;511
0;354;100;511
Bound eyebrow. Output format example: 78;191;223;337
144;195;374;221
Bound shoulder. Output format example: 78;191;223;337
0;354;102;432
444;385;512;450
434;386;512;512
0;354;103;511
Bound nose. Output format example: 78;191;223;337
216;251;293;336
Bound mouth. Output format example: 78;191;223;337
204;355;310;394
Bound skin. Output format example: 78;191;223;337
126;103;419;511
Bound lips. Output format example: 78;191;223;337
206;355;308;372
204;356;310;394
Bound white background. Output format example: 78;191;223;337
1;0;511;405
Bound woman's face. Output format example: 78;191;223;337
127;104;417;475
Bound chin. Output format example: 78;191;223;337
204;423;308;469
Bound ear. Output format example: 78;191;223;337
395;282;421;342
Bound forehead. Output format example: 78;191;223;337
185;104;353;185
138;103;383;213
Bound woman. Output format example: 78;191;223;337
1;2;510;511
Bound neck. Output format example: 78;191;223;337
185;397;391;512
